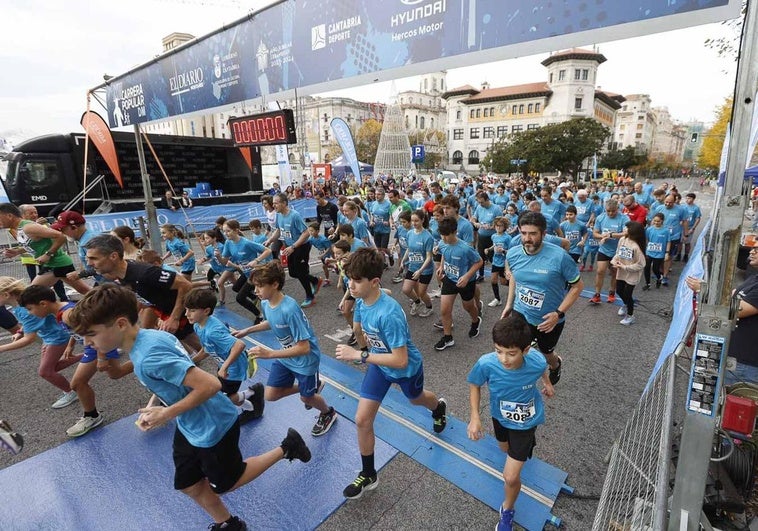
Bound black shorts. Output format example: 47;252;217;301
373;232;390;249
173;420;245;494
669;239;681;256
492;419;536;462
441;276;476;301
287;243;312;278
597;252;614;262
0;306;18;331
513;310;564;354
219;377;243;396
432;252;442;263
569;253;581;263
38;263;76;278
405;269;432;285
491;265;505;275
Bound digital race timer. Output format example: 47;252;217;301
228;109;297;147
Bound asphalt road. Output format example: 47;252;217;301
0;178;713;530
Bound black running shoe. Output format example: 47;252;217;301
248;382;265;419
432;398;447;434
549;356;563;385
208;515;247;531
468;316;482;338
434;335;455;351
311;407;338;437
343;472;378;499
281;428;312;462
209;278;219;293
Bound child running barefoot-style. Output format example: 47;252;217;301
0;277;82;409
68;284;311;531
467;315;555;531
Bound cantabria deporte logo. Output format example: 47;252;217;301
312;24;326;50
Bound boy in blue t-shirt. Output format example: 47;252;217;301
184;288;264;424
467;316;554;531
68;284;311;531
335;247;447;499
307;222;334;286
559;205;588;263
233;262;337;438
435;216;484;351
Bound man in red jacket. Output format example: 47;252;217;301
622;194;648;225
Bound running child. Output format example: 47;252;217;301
401;209;435;318
336;223;368;252
643;213;671;290
335;247;447;499
198;228;236;305
580;219;599;272
232;262;338;437
391;210;412;283
329;240;359;345
18;285;121;437
559;205;588;264
485;217;512;307
68;284;311;531
434;216;484;351
307;222;334;286
0;277;81;409
427;204;445;298
160;224;196;281
610;221;647;325
467;315;554;531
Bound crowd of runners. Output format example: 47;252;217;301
0;173;703;531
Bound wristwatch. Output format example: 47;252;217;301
45;251;55;257
360;348;369;364
555;310;565;319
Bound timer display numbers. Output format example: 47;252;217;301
228;109;297;147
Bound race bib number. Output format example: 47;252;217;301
443;262;460;280
281;229;293;241
322;219;334;229
499;399;536;424
408;252;424;263
15;232;35;255
364;331;389;353
566;230;581;242
517;286;545;310
278;334;295;349
618;246;634;260
494;245;505;255
647;242;663;253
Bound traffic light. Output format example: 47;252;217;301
691;132;699;143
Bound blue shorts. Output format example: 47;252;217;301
360;363;424;402
267;360;319;397
81;346;121;364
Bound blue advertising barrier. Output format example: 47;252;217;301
81;198;317;234
646;220;710;390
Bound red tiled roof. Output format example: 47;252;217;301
442;85;479;98
460;82;552;103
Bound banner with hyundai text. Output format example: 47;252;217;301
104;0;740;127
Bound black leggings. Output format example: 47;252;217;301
233;274;260;317
477;233;493;276
643;256;664;285
616;279;636;315
288;243;318;300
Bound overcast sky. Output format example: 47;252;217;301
0;0;741;143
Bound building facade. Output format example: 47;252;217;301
613;94;657;154
442;48;624;173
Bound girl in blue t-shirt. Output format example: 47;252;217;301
644;213;671;290
0;277;81;409
485;217;512;308
160;224;196;281
401;210;436;318
392;210;412;284
580;219;600;272
505;204;520;236
248;219;272;264
198;229;236;306
307;222;334;286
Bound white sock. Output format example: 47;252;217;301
240;399;254;411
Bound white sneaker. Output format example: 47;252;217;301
429;288;441;298
66;414;104;437
617;306;626;316
620;315;636;326
418;305;434;318
51;390;78;409
410;301;420;316
488;298;502;307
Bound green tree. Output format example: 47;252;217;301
599;145;647;172
355;119;383;163
698;98;731;170
409;129;447;170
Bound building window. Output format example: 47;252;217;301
512;125;523;133
409;97;413;104
452;150;463;164
476;109;481;118
468;150;480;164
430;118;434;129
456;110;461;120
415;116;419;128
453;128;464;140
324;130;329;142
635;133;642;139
620;124;625;130
490;107;495;116
535;102;541;112
323;113;328;123
638;115;645;120
558;70;566;81
527;103;533;113
470;127;480;139
549;73;553;83
619;134;624;140
636;123;643;130
470;109;475;118
518;104;524;114
574;97;583;110
420;116;425;129
512;104;517;114
483;108;489;117
432;78;437;91
527;124;539;130
582;69;589;80
574;69;581;80
405;116;410;128
483;126;495;139
347;113;352;122
497;125;507;137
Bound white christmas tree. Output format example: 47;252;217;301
373;99;411;176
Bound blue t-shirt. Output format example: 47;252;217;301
647;200;664;223
369;199;392;235
262;295;321;376
309;234;332;251
166;237;196;271
506;241;580;326
539;199;566;223
473;203;503;237
222;237;267;276
350;238;368;252
395;225;410;250
594;212;630;257
456;217;475;246
584;232;600;252
194;315;247;382
654;204;687;240
645;226;670;259
131;329;238;448
439;239;481;283
353;291;422;380
205;242;233;273
13;306;70;345
428;218;441;247
349;217;371;243
493;193;509;208
559;220;588;256
491;233;512;268
683;203;702;229
276;209;308;246
573;199;594;224
633;191;651;207
467;350;547;430
406;229;435;274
